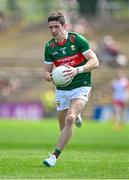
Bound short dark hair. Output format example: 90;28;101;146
48;12;65;25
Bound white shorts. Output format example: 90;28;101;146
56;87;92;111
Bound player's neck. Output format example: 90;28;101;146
56;31;68;43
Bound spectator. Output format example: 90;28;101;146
111;70;129;130
98;35;128;67
0;77;21;97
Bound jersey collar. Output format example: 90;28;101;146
55;31;68;46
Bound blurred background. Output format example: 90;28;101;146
0;0;129;122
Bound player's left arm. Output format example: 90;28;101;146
82;49;99;72
43;43;54;82
64;34;99;77
65;50;99;77
77;34;99;73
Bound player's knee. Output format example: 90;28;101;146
65;115;74;127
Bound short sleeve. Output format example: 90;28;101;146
44;44;53;64
77;34;90;54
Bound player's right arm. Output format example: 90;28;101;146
44;63;53;82
44;43;54;82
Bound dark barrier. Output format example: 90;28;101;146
93;105;129;122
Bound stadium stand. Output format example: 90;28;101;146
0;21;128;118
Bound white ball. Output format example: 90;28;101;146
52;66;72;87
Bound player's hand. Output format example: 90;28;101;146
50;73;56;86
44;72;56;86
63;65;78;79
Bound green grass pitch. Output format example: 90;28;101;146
0;119;129;179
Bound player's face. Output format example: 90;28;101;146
48;21;66;39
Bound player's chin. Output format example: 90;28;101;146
52;34;58;37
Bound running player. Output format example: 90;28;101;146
43;12;99;167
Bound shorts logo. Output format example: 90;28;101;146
56;101;60;107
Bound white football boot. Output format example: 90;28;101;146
43;154;57;167
75;114;83;128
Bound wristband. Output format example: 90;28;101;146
77;66;84;74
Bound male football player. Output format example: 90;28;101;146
43;12;99;167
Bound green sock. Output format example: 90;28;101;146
53;148;61;158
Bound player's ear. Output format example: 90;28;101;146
63;23;67;30
64;23;71;30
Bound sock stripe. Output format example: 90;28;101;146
53;148;61;158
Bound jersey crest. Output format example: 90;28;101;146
69;34;76;43
50;41;56;49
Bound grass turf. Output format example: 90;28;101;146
0;119;129;179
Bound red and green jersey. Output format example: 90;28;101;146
44;32;92;90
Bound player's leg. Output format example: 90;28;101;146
74;87;91;128
115;105;121;122
43;87;91;166
58;109;68;131
55;87;91;151
118;104;125;129
43;99;86;167
114;104;123;130
56;90;70;131
56;98;86;150
121;103;126;125
75;113;83;128
43;90;69;166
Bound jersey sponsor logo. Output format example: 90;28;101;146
50;41;56;49
56;101;60;107
54;52;85;67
